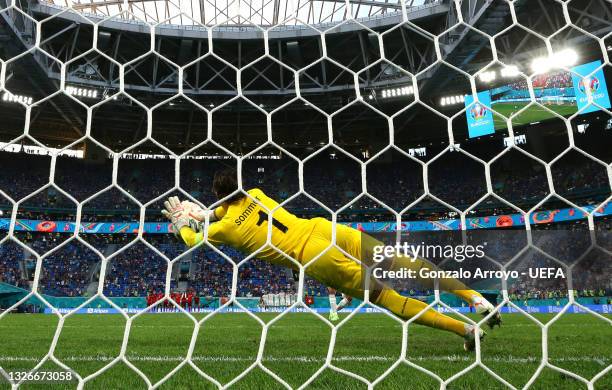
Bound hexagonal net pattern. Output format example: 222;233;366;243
0;0;611;388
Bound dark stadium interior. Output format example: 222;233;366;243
0;0;611;153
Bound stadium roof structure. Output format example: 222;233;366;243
0;0;611;153
39;0;436;27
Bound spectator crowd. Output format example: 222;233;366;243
0;148;609;303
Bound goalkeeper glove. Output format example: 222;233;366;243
162;196;211;234
162;196;194;232
180;200;210;224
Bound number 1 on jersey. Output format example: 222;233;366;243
256;210;288;233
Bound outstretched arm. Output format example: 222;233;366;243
162;196;208;247
179;222;225;248
162;196;225;248
179;226;203;248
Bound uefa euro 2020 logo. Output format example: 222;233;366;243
470;103;487;121
578;76;600;95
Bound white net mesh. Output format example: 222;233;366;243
0;0;611;388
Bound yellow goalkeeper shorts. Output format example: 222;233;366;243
299;218;376;299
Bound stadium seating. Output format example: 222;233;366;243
0;150;610;302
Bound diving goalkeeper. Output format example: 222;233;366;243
162;169;501;351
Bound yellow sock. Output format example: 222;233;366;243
375;289;467;337
450;289;482;304
390;257;482;305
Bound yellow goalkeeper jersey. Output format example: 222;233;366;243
205;188;317;268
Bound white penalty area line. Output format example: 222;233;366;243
0;355;609;365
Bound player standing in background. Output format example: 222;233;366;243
291;270;349;321
146;291;153;308
174;292;182;311
187;290;194;311
180;292;187;309
327;287;352;321
156;291;164;309
162;169;501;351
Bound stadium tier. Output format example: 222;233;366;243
0;0;611;388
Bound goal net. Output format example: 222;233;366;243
0;0;610;388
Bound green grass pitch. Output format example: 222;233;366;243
0;312;610;389
490;102;578;129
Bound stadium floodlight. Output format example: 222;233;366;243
440;94;467;106
378;86;414;99
531;57;552;74
553;49;578;67
501;65;520;77
2;92;33;105
66;85;99;98
531;49;578;74
478;71;496;82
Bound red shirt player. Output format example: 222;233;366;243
173;292;181;309
187;291;194;310
159;292;165;310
